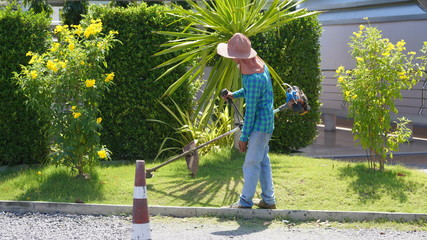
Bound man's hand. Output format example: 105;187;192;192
221;90;234;102
239;140;248;152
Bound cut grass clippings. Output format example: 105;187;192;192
1;150;427;214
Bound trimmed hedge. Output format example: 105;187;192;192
252;15;322;153
60;0;88;25
0;7;51;165
85;3;193;161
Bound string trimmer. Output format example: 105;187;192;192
145;84;310;178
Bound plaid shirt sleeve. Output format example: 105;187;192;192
232;67;274;142
232;88;245;99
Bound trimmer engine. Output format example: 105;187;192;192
285;84;310;115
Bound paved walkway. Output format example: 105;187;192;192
297;120;427;169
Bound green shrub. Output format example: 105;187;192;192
15;22;119;177
60;0;88;25
0;6;51;165
252;15;322;153
23;0;53;15
336;23;424;170
85;3;192;161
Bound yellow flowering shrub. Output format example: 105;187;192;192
15;20;119;177
335;19;425;170
85;79;96;88
104;72;114;82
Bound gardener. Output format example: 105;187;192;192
217;33;276;209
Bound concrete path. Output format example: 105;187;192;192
298;124;427;169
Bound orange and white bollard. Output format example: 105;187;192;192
131;160;151;240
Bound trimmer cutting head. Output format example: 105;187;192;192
183;140;199;177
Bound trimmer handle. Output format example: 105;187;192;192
220;89;233;104
220;88;229;97
220;88;244;125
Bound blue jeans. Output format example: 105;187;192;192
239;131;275;207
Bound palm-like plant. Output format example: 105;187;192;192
151;98;234;160
155;0;319;124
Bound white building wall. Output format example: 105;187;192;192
300;0;427;124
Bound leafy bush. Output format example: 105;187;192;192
15;21;118;177
60;0;88;25
336;21;425;170
252;15;322;153
0;6;51;166
23;0;53;15
85;3;193;161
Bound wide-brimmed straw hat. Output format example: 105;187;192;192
217;33;257;59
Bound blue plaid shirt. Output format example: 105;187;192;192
232;65;274;142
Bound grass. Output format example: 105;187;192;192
1;150;427;214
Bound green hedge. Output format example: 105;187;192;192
85;3;193;161
0;7;51;165
252;15;322;153
60;0;88;25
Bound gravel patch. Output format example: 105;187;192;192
1;211;427;240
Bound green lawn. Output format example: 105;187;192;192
1;150;427;213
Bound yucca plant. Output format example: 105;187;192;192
155;0;319;125
151;98;234;160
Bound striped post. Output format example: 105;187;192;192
131;160;151;240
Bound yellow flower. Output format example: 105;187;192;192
345;91;351;97
105;72;114;82
54;25;64;34
382;52;390;57
396;40;406;48
47;60;58;72
73;112;81;118
96;117;102;124
72;25;83;36
109;30;119;35
359;25;365;31
356;57;363;62
408;51;416;55
28;55;37;64
337;76;344;83
51;43;60;52
85;79;96;88
59;61;67;69
80;61;85;65
352;94;357;99
36;171;42;175
387;43;394;51
335;66;345;74
30;70;38;79
26;51;33;56
399;75;408;80
69;43;75;51
84;19;103;38
71;106;76;110
97;150;107;159
353;32;361;37
346;70;352;74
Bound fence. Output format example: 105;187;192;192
320;69;427;131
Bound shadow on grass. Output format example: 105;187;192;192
338;164;420;203
17;167;105;203
146;149;246;207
